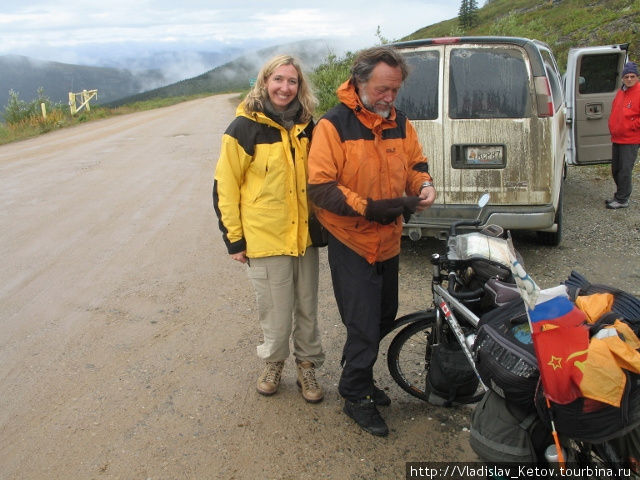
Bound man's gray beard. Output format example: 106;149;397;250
359;90;391;119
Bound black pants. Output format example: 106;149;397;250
611;143;639;202
327;233;399;401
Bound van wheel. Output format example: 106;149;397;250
537;182;563;246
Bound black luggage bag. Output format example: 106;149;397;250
472;298;539;411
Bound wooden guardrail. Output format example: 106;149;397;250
69;89;98;115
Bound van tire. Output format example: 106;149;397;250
537;182;564;246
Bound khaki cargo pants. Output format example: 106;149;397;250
246;249;325;368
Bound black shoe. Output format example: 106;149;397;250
372;384;391;406
343;397;389;437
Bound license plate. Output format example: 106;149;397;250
465;146;504;165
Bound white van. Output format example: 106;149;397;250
392;37;628;246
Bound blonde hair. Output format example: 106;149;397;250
243;54;317;123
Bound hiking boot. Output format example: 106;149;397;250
343;397;389;437
372;384;391;407
256;361;284;396
606;199;629;209
296;360;324;403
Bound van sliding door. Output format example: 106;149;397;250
567;49;627;165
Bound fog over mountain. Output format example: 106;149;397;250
0;38;341;112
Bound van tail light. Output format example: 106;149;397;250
432;37;460;44
534;76;554;117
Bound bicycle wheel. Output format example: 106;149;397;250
387;311;437;401
567;440;639;480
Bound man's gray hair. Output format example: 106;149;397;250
351;46;409;85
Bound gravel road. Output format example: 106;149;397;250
0;93;638;480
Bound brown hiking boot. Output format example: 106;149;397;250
296;360;324;403
256;361;284;396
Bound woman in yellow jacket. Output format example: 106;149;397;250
213;55;325;403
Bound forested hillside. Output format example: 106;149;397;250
406;0;639;70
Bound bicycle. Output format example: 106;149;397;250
383;195;640;478
385;194;507;403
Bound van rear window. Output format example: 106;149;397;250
395;51;440;120
449;48;530;119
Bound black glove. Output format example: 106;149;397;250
365;197;405;225
401;196;421;222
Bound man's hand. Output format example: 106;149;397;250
416;185;436;212
365;197;405;224
401;196;421;222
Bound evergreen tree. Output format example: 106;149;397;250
459;0;479;30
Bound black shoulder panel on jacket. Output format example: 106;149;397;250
322;104;374;142
322;104;409;142
224;116;281;157
299;120;314;141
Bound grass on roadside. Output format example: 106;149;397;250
0;93;216;146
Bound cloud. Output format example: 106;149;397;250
0;1;461;64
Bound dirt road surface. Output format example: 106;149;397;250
1;94;639;480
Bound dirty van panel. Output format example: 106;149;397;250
411;121;445;202
445;118;552;205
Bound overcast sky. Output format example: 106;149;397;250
0;1;462;65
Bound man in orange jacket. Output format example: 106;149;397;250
607;61;640;209
307;46;436;436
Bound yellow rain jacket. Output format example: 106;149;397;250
214;104;314;258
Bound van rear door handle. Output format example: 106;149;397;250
585;103;603;119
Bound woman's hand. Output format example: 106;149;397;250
231;251;249;264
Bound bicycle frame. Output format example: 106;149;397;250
432;281;487;391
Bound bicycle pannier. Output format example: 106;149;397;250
534;271;640;443
473;298;539;411
470;390;551;464
426;337;480;407
535;369;640;443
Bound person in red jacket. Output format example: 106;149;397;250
307;46;436;436
607;61;640;209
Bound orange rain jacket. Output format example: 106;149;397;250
307;80;432;264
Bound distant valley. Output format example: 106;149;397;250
0;39;339;113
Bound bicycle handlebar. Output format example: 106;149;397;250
446;272;484;300
449;219;482;237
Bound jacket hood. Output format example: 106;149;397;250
336;80;397;130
